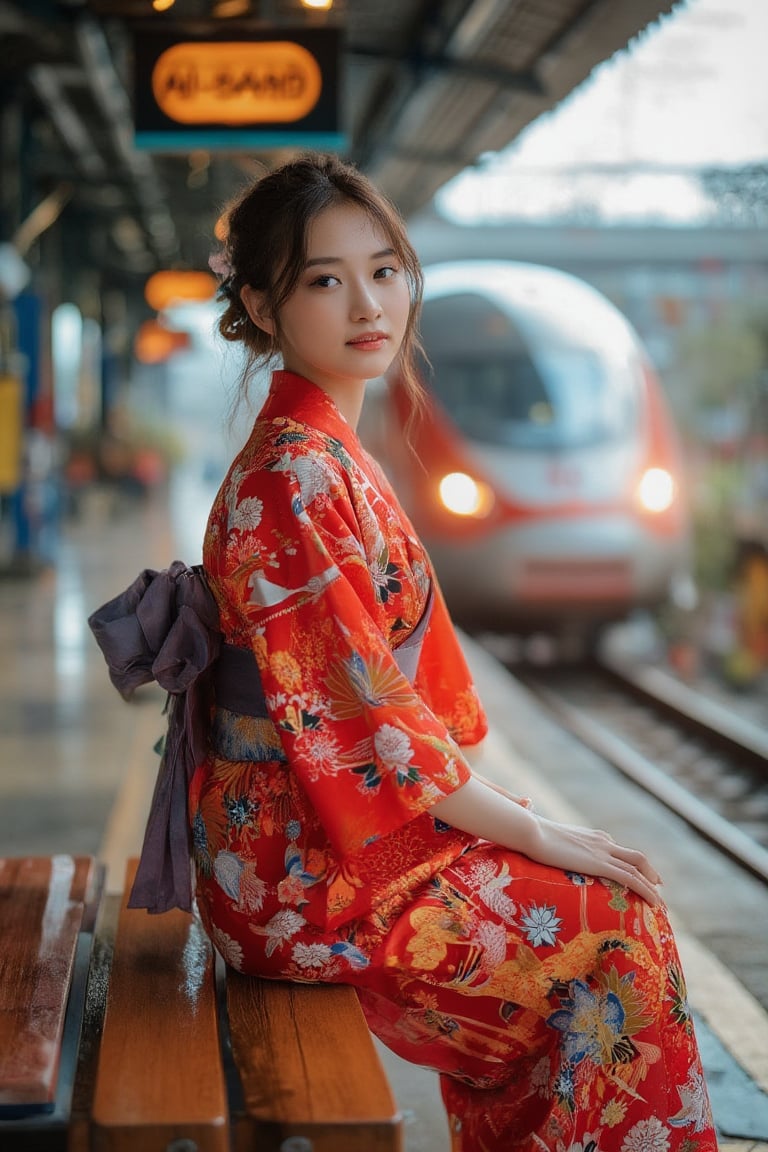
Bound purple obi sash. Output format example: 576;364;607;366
88;562;433;914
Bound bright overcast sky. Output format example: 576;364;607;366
437;0;768;225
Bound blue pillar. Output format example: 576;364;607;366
10;290;56;569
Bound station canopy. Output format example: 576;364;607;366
1;0;676;283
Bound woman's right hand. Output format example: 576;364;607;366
526;815;664;906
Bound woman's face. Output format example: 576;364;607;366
271;201;412;399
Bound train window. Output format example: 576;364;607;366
421;291;637;450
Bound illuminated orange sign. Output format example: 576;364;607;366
144;270;217;311
134;321;191;365
152;41;323;125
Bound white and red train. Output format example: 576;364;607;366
363;260;693;646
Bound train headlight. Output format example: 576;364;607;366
638;467;675;513
438;472;494;517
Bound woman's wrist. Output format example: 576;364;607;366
431;776;540;854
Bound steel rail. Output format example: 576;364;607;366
598;654;768;770
526;674;768;887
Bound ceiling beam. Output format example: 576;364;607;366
74;16;180;265
347;45;544;96
28;65;107;179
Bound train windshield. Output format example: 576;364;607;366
421;292;637;449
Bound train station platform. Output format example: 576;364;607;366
2;473;768;1151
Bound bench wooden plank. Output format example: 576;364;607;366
90;859;229;1152
67;891;120;1152
3;853;405;1150
0;855;97;1114
227;973;404;1152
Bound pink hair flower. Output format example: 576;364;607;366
208;250;233;279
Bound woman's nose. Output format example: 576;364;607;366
350;282;382;321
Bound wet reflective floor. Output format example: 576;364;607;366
0;477;213;862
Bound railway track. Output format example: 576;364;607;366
512;655;768;887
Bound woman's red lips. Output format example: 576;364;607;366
347;331;388;348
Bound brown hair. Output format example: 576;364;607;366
212;153;426;416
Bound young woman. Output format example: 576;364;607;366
95;154;718;1150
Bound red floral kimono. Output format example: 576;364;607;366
190;371;717;1151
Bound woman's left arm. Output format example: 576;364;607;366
460;740;533;808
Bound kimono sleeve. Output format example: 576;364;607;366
222;462;472;860
414;580;489;749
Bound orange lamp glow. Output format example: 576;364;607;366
211;0;251;14
437;471;495;518
134;320;191;365
144;270;217;311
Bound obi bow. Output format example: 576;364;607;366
89;563;434;916
88;561;221;913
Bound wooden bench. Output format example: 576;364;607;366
0;855;403;1152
